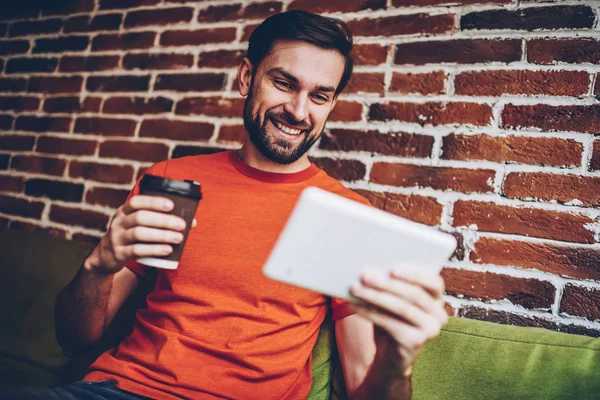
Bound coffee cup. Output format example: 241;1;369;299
135;174;202;269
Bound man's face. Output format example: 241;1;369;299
241;41;345;165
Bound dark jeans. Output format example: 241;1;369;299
0;380;150;399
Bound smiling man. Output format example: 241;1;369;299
3;10;448;400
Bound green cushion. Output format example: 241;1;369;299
412;316;600;400
0;227;94;391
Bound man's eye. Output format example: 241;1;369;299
312;94;328;103
275;80;292;89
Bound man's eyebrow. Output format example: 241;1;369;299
267;67;336;93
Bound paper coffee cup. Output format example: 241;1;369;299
136;174;202;269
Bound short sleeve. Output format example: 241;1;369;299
331;297;355;321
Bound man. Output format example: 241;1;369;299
8;10;448;399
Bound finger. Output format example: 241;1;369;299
120;243;173;259
122;195;174;215
361;269;438;313
123;226;183;245
390;267;445;299
121;210;186;231
351;283;437;330
192;219;197;228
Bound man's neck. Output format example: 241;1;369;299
237;143;311;174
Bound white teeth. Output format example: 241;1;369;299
272;119;302;135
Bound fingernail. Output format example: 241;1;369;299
164;200;174;210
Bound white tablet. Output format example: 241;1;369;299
263;187;457;301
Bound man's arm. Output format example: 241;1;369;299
54;195;189;356
336;268;448;400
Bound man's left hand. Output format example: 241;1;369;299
349;267;449;376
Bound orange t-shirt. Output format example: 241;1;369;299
85;151;370;400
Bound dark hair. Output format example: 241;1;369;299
247;10;354;97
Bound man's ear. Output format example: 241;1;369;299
237;57;253;97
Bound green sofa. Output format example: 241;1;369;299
1;226;599;399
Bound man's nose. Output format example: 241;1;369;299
284;94;309;122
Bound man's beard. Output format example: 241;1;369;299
242;84;323;165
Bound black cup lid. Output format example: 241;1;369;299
140;174;202;199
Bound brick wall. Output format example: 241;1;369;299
0;0;599;336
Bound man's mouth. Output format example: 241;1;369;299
270;117;307;136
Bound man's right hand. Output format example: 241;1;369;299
84;195;188;275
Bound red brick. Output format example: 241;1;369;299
218;125;246;143
9;19;62;37
0;77;27;92
103;97;173;115
0;135;34;151
289;0;385;13
0;7;39;21
92;32;156;51
8;221;67;239
462;6;595;31
453;200;596;244
241;24;259;42
123;53;193;70
528;39;600;64
99;140;169;162
85;186;130;208
175;97;243;117
502;104;600;134
348;13;454;37
43;96;102;114
0;115;13;130
6;57;58;74
99;0;160;9
87;75;150;92
28;76;83;94
320;129;434;158
503;172;600;208
64;14;122;33
33;36;89;54
1;154;10;169
154;73;226;92
352;44;389;66
0;23;5;37
395;39;521;65
74;117;137;137
50;205;109;231
160;28;236;47
10;155;66;176
591;141;600;172
59;55;120;72
171;146;227;159
139;119;214;141
390;71;446;95
125;7;194;28
442;268;555;309
394;0;510;4
0;39;29;55
560;285;600;320
442;134;583;167
471;237;600;281
0;175;25;193
455;70;590;96
41;0;94;16
15;116;71;133
25;178;84;202
595;74;599;97
198;2;282;22
198;50;245;68
36;136;97;156
369;102;492;126
345;73;385;94
370;163;495;193
69;161;134;184
0;195;44;219
354;190;443;226
329;101;363;122
0;96;39;112
310;157;366;182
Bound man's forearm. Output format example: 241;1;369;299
350;349;412;400
54;258;114;356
